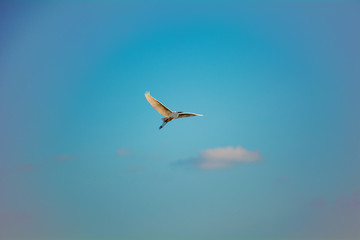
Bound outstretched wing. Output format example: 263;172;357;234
145;92;172;117
178;112;204;118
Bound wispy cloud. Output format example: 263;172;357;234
16;163;34;172
126;165;146;173
53;154;81;162
117;148;131;157
310;190;360;210
335;189;360;209
176;146;262;169
310;198;327;208
0;164;38;180
306;190;360;238
275;176;291;183
0;212;32;238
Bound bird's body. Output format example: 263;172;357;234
145;92;203;129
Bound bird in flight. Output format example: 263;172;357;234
145;92;203;129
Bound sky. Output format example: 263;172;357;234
0;1;359;240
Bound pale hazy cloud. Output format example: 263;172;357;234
335;190;360;209
117;148;131;157
54;154;71;161
53;154;81;162
306;190;360;238
312;190;360;210
0;164;38;180
126;165;146;172
310;198;327;208
147;153;162;159
16;163;34;172
176;146;262;169
275;176;291;183
0;212;32;239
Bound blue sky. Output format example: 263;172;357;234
0;1;359;240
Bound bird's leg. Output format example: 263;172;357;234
159;121;168;130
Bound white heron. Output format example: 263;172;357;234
145;92;203;129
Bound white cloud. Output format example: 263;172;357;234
175;146;262;169
199;146;262;169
